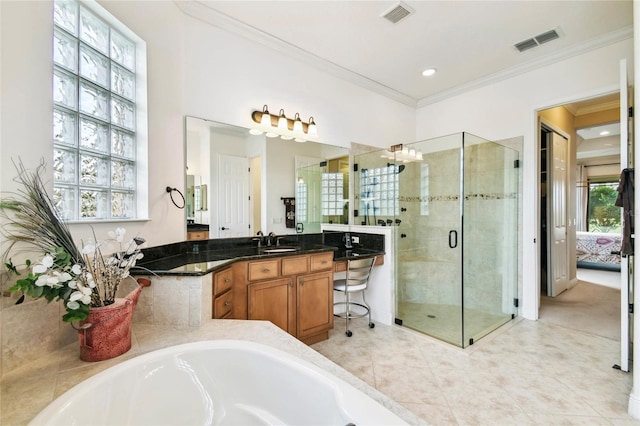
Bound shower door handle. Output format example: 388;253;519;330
448;230;458;248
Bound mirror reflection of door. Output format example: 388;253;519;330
218;154;250;237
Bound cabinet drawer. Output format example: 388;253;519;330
282;256;309;276
310;252;333;272
214;290;233;319
187;231;209;240
213;268;233;296
248;259;280;281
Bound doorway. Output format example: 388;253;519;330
537;93;623;342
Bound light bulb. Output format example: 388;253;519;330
307;117;318;138
260;105;271;127
249;128;263;135
293;113;303;133
277;109;288;130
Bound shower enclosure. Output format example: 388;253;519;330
296;158;349;233
355;132;519;347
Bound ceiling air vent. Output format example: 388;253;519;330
514;38;538;52
535;29;560;45
381;2;414;24
514;28;561;52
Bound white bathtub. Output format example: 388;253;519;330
30;340;408;425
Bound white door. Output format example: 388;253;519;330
548;131;569;297
619;58;633;372
218;155;250;238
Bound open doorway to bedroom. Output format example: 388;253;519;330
538;93;622;341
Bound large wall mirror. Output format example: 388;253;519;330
185;116;350;238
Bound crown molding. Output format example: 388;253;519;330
176;0;418;107
417;25;633;108
176;2;631;111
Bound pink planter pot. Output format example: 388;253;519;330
78;286;142;362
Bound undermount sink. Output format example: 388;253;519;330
262;246;299;253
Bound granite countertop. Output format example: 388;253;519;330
0;320;423;425
135;244;384;277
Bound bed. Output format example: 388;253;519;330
576;231;621;270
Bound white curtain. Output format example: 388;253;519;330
576;165;588;231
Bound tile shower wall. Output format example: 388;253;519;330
396;147;462;307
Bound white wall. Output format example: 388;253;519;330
0;0;415;251
415;38;634;320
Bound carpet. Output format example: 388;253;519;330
539;281;620;340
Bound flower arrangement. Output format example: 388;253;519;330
1;161;145;322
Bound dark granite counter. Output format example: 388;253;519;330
133;231;385;277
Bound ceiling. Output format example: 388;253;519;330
182;0;633;107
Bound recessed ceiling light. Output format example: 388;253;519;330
600;130;610;136
421;68;437;77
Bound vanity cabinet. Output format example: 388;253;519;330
227;251;334;344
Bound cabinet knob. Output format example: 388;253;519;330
224;278;231;283
224;301;231;307
262;268;270;273
289;281;293;287
321;260;328;264
300;279;304;286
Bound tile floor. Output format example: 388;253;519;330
312;306;639;424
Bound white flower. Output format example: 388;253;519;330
69;291;84;301
35;275;49;287
33;264;48;274
68;280;78;289
41;255;54;268
82;243;96;255
67;300;80;310
33;254;54;274
46;276;60;287
108;227;126;243
59;272;72;282
71;264;82;275
136;253;144;260
81;286;92;296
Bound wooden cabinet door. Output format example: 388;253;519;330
248;278;295;334
296;272;333;339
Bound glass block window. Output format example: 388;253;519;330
296;181;308;223
359;165;399;218
321;173;344;216
53;0;143;220
420;163;430;216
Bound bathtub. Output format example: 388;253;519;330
30;340;407;425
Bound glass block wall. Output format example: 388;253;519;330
52;0;137;220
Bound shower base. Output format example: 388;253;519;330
396;301;513;347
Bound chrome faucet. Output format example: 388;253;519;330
267;232;276;247
254;231;264;248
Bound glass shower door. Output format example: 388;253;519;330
394;134;464;346
462;136;519;345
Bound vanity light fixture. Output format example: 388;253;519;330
250;105;318;142
380;143;424;163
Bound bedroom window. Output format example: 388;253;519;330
52;0;148;221
587;180;621;233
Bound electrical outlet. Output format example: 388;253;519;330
351;236;359;244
